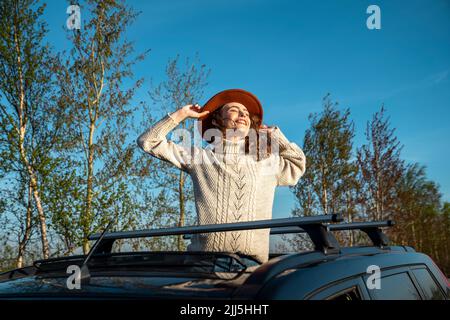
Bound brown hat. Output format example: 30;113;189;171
198;89;263;138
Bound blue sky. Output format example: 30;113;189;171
43;0;450;218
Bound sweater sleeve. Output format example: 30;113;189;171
270;127;306;186
137;114;199;172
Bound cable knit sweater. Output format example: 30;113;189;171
137;114;306;263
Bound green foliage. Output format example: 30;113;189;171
290;98;449;274
291;94;358;217
289;94;358;247
0;243;17;273
392;164;450;274
0;0;67;261
357;106;405;221
57;0;149;253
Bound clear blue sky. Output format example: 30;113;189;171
43;0;450;218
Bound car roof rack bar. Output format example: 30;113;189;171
185;224;342;255
89;214;342;241
302;223;341;254
328;220;394;231
270;220;394;234
270;220;395;248
88;214;343;255
356;221;394;248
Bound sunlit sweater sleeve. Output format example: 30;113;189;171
137;114;199;173
271;127;306;186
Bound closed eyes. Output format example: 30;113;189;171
229;107;249;117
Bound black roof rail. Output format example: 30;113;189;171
88;214;343;255
270;220;395;248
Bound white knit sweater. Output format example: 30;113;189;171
137;114;306;263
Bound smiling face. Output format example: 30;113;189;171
211;102;251;139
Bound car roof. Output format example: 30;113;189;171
1;245;445;300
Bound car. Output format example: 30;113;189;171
0;214;448;300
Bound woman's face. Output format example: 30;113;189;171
213;102;251;138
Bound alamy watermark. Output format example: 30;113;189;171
366;5;381;30
66;5;81;30
66;264;81;290
366;265;381;290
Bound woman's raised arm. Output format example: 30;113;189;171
269;127;306;186
136;104;210;172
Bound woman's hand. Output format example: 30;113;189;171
181;104;210;119
259;124;277;133
170;104;210;123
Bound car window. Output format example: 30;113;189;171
308;277;370;300
412;268;445;300
327;287;361;300
370;272;422;300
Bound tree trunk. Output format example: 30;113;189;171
322;182;328;215
411;222;418;251
17;181;33;268
31;174;50;259
17;87;50;261
347;205;354;246
14;15;49;259
83;122;96;254
177;171;185;250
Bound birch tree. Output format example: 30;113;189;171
289;94;358;248
61;0;148;253
0;0;64;260
291;94;358;217
356;106;404;221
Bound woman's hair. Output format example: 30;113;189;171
208;105;272;161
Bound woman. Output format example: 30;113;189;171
137;89;306;263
